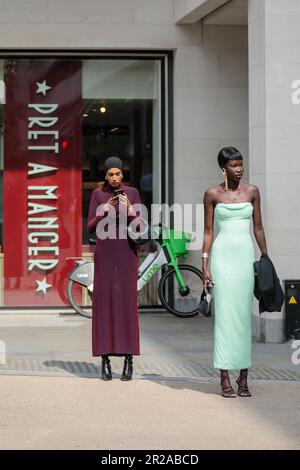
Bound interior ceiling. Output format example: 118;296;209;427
203;0;247;26
82;99;134;125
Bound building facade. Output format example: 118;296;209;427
0;0;299;342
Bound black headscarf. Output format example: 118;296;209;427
104;156;123;171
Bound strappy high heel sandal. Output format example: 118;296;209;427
220;371;236;398
236;369;252;397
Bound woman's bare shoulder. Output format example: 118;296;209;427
247;183;259;192
243;183;260;198
203;184;222;201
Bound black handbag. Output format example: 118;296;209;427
198;283;213;317
127;217;152;245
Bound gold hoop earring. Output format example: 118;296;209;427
223;169;228;191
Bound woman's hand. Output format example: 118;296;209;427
119;194;135;216
103;196;118;212
203;269;213;294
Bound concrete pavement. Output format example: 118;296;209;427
0;312;300;449
1;375;300;450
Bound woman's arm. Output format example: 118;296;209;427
251;185;268;255
87;189;109;234
202;189;215;291
127;189;141;221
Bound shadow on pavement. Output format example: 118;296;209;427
140;373;220;395
43;359;101;378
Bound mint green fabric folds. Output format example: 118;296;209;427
210;203;255;370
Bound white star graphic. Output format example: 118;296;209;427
36;80;52;96
36;277;52;295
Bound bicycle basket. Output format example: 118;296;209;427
162;229;191;258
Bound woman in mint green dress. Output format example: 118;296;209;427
202;147;268;398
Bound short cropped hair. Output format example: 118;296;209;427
217;147;243;169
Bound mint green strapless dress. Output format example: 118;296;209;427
210;202;255;370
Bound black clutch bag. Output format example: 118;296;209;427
198;282;213;317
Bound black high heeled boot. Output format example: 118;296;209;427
101;355;112;381
120;354;133;381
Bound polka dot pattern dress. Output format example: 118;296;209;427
87;183;141;357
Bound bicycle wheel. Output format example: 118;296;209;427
67;280;92;319
158;264;203;317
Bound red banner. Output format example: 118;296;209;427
4;59;82;306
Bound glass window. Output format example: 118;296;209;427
82;59;162;244
0;56;166;309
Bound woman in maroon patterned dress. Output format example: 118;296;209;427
87;156;141;381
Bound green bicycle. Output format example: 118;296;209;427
67;224;203;318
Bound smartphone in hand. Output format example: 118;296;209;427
113;189;125;198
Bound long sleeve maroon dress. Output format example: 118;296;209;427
87;183;141;357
